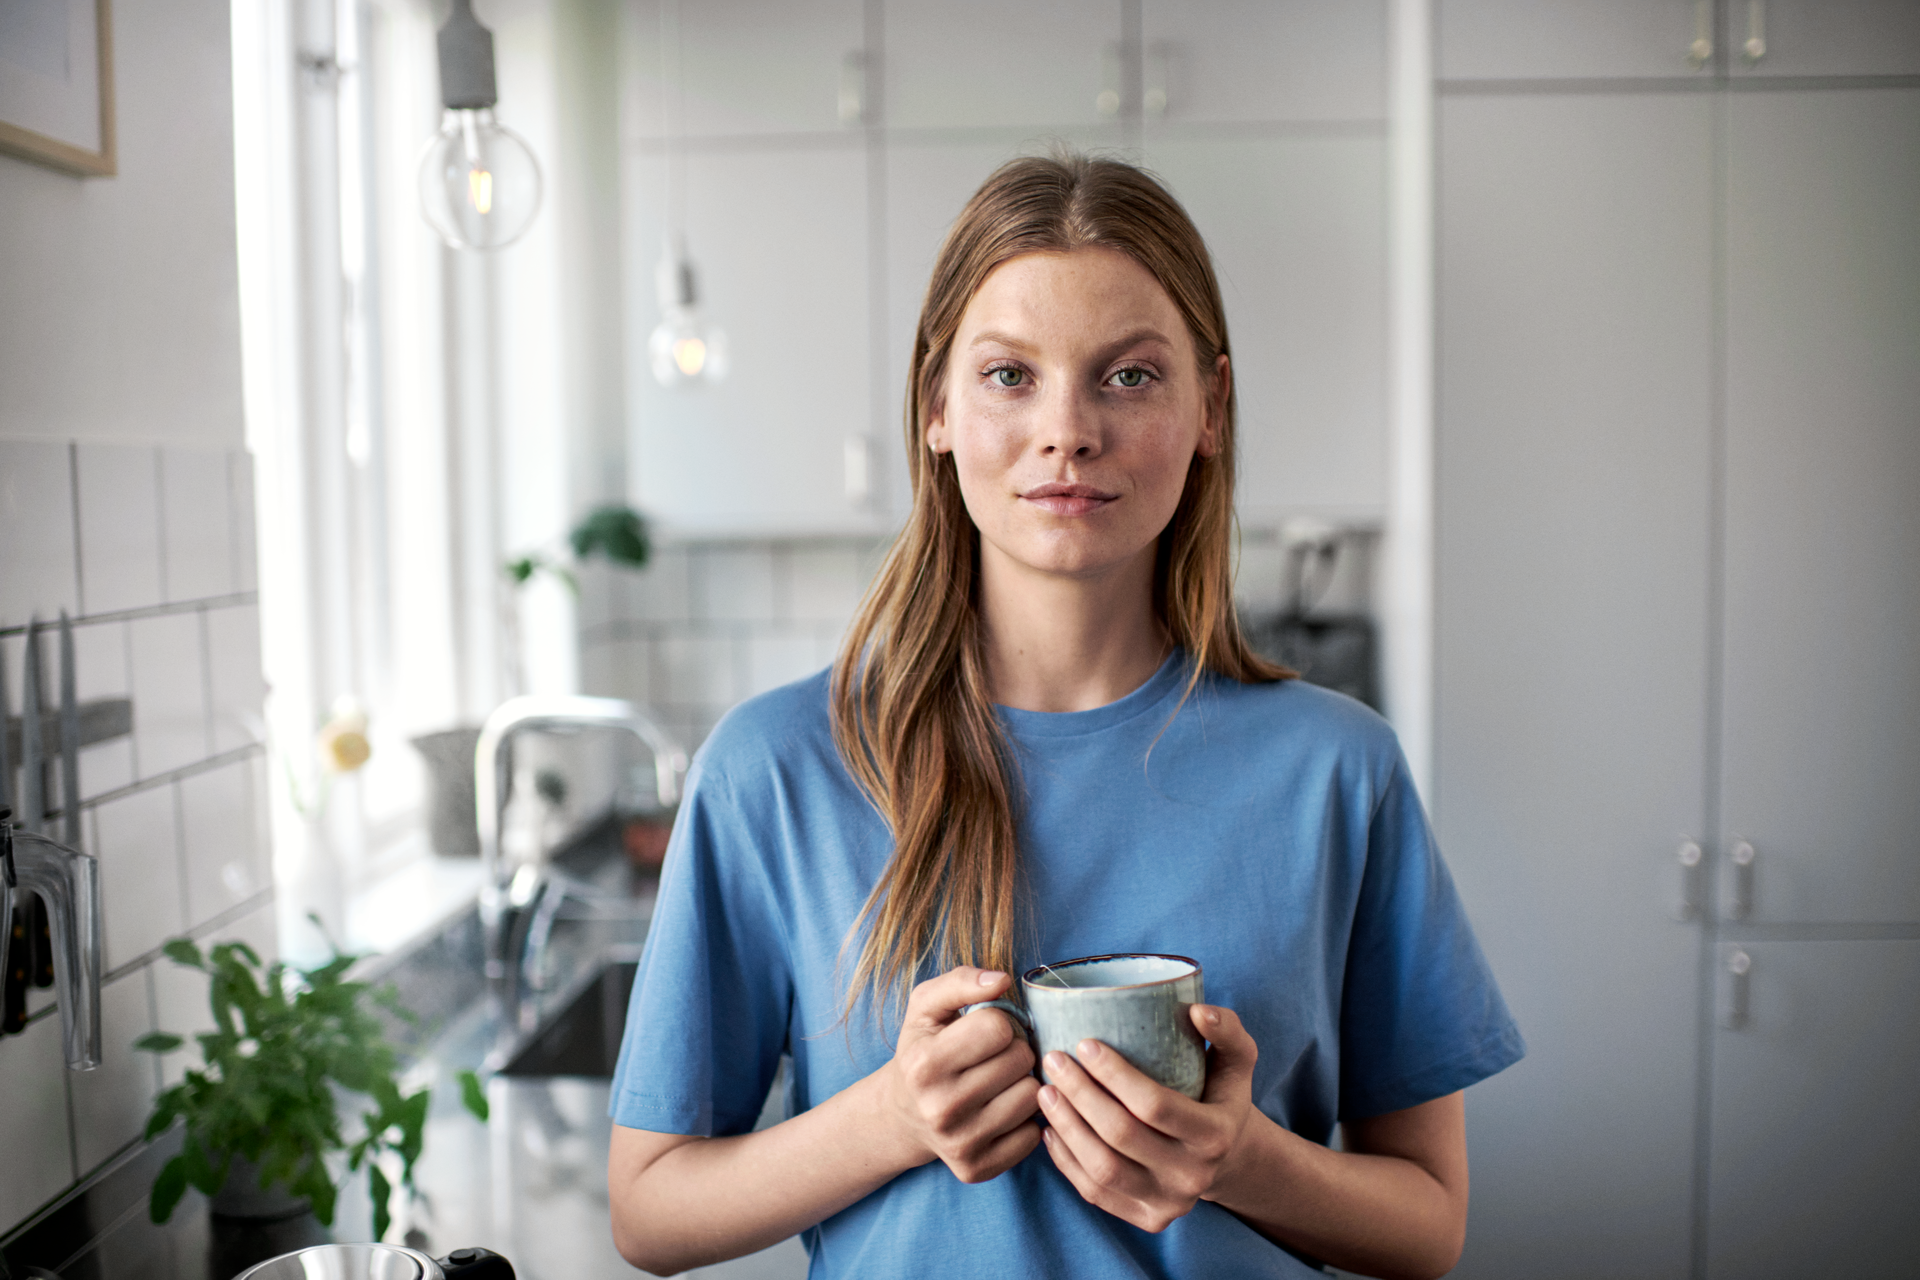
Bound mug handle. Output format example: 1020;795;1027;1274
957;998;1032;1043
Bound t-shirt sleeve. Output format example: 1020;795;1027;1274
1337;757;1524;1121
609;754;794;1136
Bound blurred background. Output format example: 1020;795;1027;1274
1;0;1915;1277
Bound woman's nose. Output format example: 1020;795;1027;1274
1033;383;1102;458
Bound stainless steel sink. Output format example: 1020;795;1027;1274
500;959;637;1078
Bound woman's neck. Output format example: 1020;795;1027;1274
977;541;1169;713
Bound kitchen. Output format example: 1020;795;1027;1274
1;1;1915;1277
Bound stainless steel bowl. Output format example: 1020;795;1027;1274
233;1244;444;1280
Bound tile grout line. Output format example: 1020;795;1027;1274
0;592;260;639
81;742;266;813
153;447;170;606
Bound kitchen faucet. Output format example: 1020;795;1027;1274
474;696;686;985
0;806;103;1069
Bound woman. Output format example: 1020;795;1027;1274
607;154;1522;1280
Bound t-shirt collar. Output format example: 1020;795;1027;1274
993;648;1192;740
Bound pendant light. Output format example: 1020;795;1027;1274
650;238;727;386
649;0;725;387
418;0;542;251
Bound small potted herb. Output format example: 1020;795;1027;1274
137;931;489;1244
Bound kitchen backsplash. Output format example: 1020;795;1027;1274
0;440;273;1255
574;526;1373;757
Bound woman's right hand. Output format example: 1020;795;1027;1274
876;966;1043;1183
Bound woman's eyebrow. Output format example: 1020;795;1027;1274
965;326;1175;355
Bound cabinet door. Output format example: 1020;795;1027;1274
1436;93;1715;1279
1726;0;1920;77
1437;0;1715;80
1140;0;1387;123
627;148;877;535
626;0;867;138
1719;90;1920;924
1145;138;1388;525
884;0;1120;131
1706;940;1920;1278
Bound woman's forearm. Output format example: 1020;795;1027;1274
609;1071;925;1275
1205;1096;1468;1280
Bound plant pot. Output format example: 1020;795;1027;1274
410;727;484;856
209;1158;329;1280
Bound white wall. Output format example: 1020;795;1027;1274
0;0;245;449
0;0;274;1243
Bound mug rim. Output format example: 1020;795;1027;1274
1021;952;1202;992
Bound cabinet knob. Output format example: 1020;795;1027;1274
1726;839;1755;921
1676;840;1705;920
1720;948;1753;1029
1688;0;1714;68
1742;0;1768;63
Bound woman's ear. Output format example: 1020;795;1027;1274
1196;353;1230;459
925;406;950;455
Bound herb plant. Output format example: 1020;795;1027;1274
137;933;488;1242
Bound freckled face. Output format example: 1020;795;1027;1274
926;247;1223;583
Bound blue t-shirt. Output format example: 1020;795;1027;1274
611;655;1523;1278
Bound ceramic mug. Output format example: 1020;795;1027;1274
962;953;1208;1100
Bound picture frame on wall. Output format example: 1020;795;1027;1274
0;0;115;177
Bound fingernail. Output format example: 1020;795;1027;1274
1043;1127;1056;1146
1045;1051;1068;1073
1204;1008;1221;1028
1078;1039;1102;1059
1038;1085;1058;1108
979;970;1004;986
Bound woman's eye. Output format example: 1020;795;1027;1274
1111;368;1149;388
990;367;1025;387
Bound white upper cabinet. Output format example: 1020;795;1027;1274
1439;0;1920;80
626;148;878;536
1725;0;1920;77
626;0;867;138
1438;0;1716;79
884;0;1121;130
1148;138;1389;524
1141;0;1388;122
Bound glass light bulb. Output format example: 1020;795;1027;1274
418;108;542;250
650;308;728;387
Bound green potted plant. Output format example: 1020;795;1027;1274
136;930;489;1243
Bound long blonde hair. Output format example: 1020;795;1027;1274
830;153;1287;1018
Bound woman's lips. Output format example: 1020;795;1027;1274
1021;482;1118;517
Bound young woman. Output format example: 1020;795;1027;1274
607;154;1522;1280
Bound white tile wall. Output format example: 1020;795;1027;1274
69;968;159;1172
75;443;163;615
0;440;80;623
0;1013;75;1227
746;631;820;699
128;612;210;775
691;546;776;622
178;759;267;927
160;448;234;603
92;785;186;970
1;442;273;1240
580;536;880;753
205;603;266;753
229;452;257;594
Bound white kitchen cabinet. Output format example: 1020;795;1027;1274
627;147;879;536
884;0;1121;131
1436;91;1716;1280
1146;137;1389;524
1140;0;1388;123
1437;6;1920;1276
1719;89;1920;925
626;0;868;138
1725;0;1920;77
1437;0;1716;80
1705;940;1920;1278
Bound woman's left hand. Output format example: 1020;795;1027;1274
1037;1004;1260;1233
